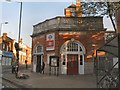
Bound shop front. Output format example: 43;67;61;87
2;51;13;65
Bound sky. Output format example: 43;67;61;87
0;0;114;47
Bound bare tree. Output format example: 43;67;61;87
81;0;120;32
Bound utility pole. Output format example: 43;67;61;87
5;0;23;78
15;2;22;78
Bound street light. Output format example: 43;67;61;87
5;0;22;42
16;2;22;76
18;2;22;42
6;0;23;77
0;22;8;36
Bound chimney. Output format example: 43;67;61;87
76;0;82;17
2;33;7;41
3;33;7;37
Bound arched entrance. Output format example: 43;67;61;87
60;39;85;75
33;44;43;73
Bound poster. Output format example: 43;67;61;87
46;33;55;51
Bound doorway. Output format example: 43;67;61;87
36;55;42;73
33;44;43;72
67;54;78;75
60;40;85;75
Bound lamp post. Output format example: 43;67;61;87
16;2;22;75
5;0;23;78
18;2;22;42
0;22;8;37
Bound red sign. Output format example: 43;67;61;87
46;33;55;50
46;40;54;47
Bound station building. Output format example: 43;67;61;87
31;1;106;75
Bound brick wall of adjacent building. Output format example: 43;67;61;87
116;7;120;33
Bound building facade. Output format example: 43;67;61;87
116;7;120;33
31;16;106;75
0;33;31;65
18;39;31;64
65;0;82;17
0;33;14;65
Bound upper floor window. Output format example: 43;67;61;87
3;43;9;51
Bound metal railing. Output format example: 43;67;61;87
96;34;119;88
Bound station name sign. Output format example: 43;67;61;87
46;33;55;51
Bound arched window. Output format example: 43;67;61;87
67;42;79;52
37;46;43;53
34;44;43;54
60;40;85;54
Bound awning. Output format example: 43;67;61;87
2;51;13;58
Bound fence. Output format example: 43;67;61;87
95;34;119;88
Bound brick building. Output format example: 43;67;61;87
0;33;31;65
0;33;14;65
116;7;120;32
31;0;106;75
18;38;31;64
31;16;106;75
64;0;82;17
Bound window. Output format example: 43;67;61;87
37;46;43;53
80;55;83;65
67;42;82;52
3;43;9;51
80;47;82;51
34;45;43;54
61;40;85;54
62;55;66;65
47;53;55;64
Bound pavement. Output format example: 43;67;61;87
2;68;97;88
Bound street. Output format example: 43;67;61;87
2;65;97;88
1;65;31;89
2;79;18;88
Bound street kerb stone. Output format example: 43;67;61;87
2;72;33;88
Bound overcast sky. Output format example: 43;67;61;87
1;0;114;47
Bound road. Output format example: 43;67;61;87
2;65;97;88
1;65;31;89
1;79;18;88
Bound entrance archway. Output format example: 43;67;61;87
33;44;43;72
60;39;85;75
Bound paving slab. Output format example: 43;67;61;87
2;69;97;88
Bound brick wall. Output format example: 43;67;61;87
116;7;120;33
32;30;105;63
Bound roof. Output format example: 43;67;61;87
68;3;76;8
0;36;14;42
33;16;103;27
